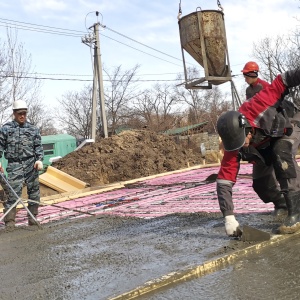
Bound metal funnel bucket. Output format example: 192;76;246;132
178;9;231;87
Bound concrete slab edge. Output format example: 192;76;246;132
108;232;300;300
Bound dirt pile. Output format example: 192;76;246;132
52;130;205;186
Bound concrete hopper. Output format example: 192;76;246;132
178;9;232;89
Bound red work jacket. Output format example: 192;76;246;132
218;74;287;183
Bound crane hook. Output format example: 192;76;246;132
217;0;224;11
177;0;182;20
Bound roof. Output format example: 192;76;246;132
41;134;76;143
114;126;132;135
163;122;208;136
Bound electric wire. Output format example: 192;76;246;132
0;23;82;37
0;17;85;33
0;17;184;66
0;17;241;84
0;71;183;77
0;74;181;82
104;25;182;62
99;33;183;67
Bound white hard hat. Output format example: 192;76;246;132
12;100;28;111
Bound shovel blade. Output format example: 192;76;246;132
241;225;271;242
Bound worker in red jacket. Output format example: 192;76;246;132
241;61;289;216
219;61;289;224
217;68;300;237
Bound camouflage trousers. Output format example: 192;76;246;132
1;158;40;209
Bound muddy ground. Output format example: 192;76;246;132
1;130;300;299
41;130;218;197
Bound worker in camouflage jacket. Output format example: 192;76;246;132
217;68;300;237
0;100;44;229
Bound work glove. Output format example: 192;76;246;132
224;215;242;237
34;161;43;171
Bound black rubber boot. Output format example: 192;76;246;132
4;207;17;230
27;204;39;226
278;191;300;234
272;196;288;217
282;68;300;88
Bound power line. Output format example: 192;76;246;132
0;17;193;68
0;17;255;75
104;25;182;62
0;22;82;37
0;17;85;34
3;71;183;77
99;33;184;67
0;74;181;82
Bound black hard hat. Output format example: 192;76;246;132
217;111;247;151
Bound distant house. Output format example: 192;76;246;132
162;121;220;154
113;126;132;135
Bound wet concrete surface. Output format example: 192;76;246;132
1;209;298;300
140;234;300;300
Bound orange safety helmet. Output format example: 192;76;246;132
241;61;259;73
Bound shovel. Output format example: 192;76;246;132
240;225;271;242
0;172;41;228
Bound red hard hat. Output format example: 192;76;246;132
241;61;259;73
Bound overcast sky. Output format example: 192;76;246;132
0;0;299;107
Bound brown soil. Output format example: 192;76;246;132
51;130;215;187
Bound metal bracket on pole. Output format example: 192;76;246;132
0;173;41;228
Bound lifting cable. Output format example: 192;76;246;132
177;0;182;20
217;0;224;11
178;0;224;18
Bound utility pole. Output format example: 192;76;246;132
82;13;108;139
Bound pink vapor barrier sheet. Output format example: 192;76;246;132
1;162;278;227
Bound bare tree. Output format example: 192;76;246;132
0;50;11;124
175;67;231;131
203;87;231;133
0;28;55;134
103;64;141;134
253;36;291;81
131;83;181;132
0;29;46;125
175;67;211;122
55;85;93;138
27;97;58;135
252;35;300;105
54;65;142;138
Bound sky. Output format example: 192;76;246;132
0;0;299;109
